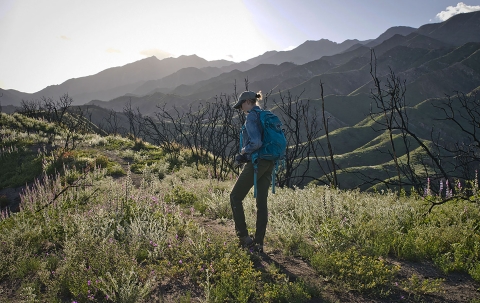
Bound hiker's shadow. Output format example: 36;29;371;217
250;250;302;282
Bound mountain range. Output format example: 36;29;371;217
2;10;480;190
1;10;478;109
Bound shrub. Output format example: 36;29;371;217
311;247;399;293
107;164;126;177
94;155;109;168
209;247;261;303
261;263;313;303
0;195;9;208
400;274;444;297
132;138;147;151
164;186;198;205
0;148;43;189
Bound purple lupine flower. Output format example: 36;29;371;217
475;170;478;189
439;180;444;197
445;180;452;198
427;178;431;196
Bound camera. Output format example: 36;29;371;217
233;154;248;168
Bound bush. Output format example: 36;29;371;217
311;247;399;293
0;195;9;208
164;186;198;205
94;155;109;168
0;149;43;189
107;164;126;177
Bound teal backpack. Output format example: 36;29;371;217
240;108;287;197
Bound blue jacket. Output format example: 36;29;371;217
241;106;263;159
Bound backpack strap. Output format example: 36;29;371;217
252;153;259;198
239;125;245;154
271;160;278;194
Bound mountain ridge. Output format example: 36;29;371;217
1;11;479;109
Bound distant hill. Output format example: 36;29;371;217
87;92;194;117
416;11;480;46
131;66;225;96
0;55;235;106
365;26;417;47
246;39;364;66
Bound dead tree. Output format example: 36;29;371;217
319;81;338;188
369;50;406;193
271;90;318;188
366;50;480;206
123;99;145;139
104;110;121;135
432;91;480;180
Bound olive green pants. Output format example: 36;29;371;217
230;159;274;245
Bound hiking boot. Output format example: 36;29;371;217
239;235;254;248
250;243;264;253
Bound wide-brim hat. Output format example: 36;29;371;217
233;91;257;109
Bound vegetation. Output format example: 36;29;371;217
1;110;479;302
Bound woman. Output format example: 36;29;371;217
230;90;274;253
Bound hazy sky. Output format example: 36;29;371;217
1;0;480;93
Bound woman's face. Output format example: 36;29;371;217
241;99;254;113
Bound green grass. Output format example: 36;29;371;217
1;111;479;302
0;165;315;302
0;148;43;189
312;125;380;156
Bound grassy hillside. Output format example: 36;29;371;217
1;111;479;302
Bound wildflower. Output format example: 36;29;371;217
445;180;453;198
87;280;91;286
475;170;478;190
179;260;183;264
427;177;431;196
